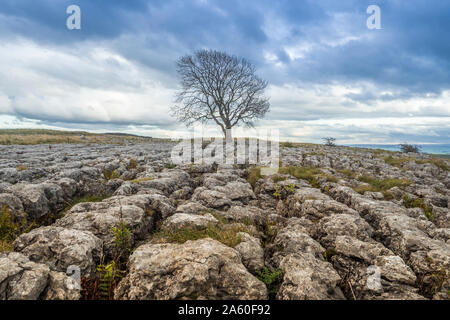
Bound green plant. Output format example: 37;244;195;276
130;177;154;184
323;249;338;262
103;168;120;181
318;174;338;183
384;156;412;167
284;183;296;193
0;205;28;252
278;166;322;188
272;185;282;199
96;261;124;300
402;194;434;221
63;195;108;213
154;223;249;248
164;163;176;169
416;158;449;171
353;175;411;194
111;221;131;263
256;267;284;299
262;223;278;247
281;141;294;148
271;175;287;183
337;169;357;179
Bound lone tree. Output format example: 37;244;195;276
171;50;270;139
323;137;337;147
400;143;421;153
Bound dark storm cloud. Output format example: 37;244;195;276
0;0;449;143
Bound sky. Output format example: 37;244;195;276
0;0;449;144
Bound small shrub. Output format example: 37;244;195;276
111;221;132;262
16;165;28;171
96;261;124;300
256;267;284;299
400;143;421;153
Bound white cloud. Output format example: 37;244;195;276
0;39;175;125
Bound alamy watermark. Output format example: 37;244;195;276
65;4;380;31
65;265;81;290
366;265;382;292
66;5;81;30
367;5;381;30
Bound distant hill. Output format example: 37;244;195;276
0;129;158;145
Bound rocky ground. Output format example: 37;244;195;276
0;141;449;300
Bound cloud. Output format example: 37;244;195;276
0;0;449;144
0;40;174;126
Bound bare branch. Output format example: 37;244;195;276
171;50;270;137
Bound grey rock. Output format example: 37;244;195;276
115;239;268;300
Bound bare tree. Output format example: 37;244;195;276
323;137;337;147
171;50;270;139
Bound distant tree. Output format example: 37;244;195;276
323;137;337;147
171;50;270;140
400;143;421;153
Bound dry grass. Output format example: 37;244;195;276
247;167;262;189
130;177;154;184
337;169;357;179
0;129;154;145
16;165;28;171
0;239;13;252
353;175;411;194
153;223;251;248
385;156;449;172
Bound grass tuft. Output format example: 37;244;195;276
153;223;250;248
130;176;154;184
353;175;411;194
247;167;262;189
16;165;28;171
